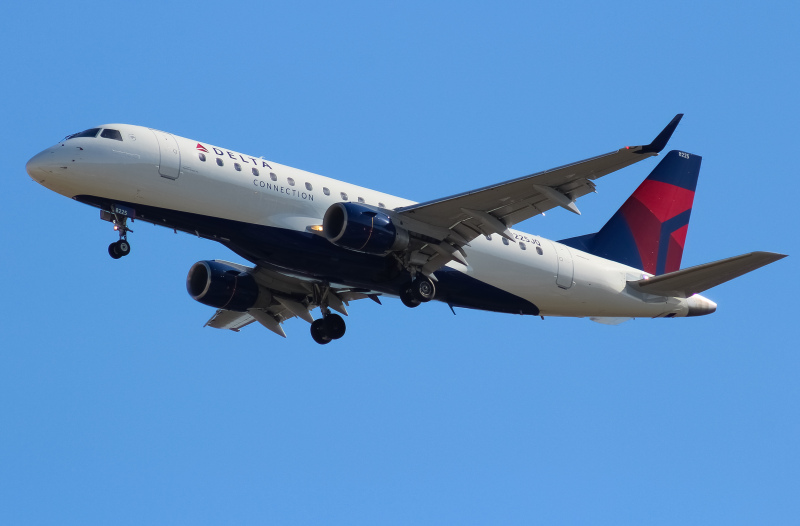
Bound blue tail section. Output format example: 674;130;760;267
560;150;702;275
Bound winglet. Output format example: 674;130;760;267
637;114;684;154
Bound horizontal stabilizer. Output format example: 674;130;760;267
628;251;787;298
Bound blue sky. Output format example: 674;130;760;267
2;1;798;524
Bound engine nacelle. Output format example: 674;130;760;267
186;261;260;312
322;202;409;255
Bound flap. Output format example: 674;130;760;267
204;309;256;331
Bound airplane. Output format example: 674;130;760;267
26;115;786;344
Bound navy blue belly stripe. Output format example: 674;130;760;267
75;195;539;316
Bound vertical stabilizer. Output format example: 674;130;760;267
561;150;701;275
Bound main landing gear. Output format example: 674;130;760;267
105;211;133;259
310;313;346;345
399;275;436;308
307;286;348;345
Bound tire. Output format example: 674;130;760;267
117;240;131;256
323;314;346;340
400;284;421;308
310;319;331;345
412;277;435;302
108;242;122;259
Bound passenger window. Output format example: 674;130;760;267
485;235;492;241
198;153;206;162
340;192;348;200
270;172;277;181
287;177;295;186
358;197;365;204
502;238;509;246
536;246;544;255
305;182;313;191
378;202;386;208
520;242;526;250
216;158;224;167
67;128;101;139
100;129;123;141
252;167;259;176
234;163;242;171
323;187;330;196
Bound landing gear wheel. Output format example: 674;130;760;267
116;240;131;257
108;242;122;259
108;240;131;259
323;314;346;340
411;276;435;302
400;284;421;308
310;319;332;345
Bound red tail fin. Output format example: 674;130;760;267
561;151;701;274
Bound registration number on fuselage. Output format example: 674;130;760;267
513;233;541;246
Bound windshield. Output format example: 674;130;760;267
100;129;123;141
65;128;101;140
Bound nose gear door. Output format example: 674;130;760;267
150;129;181;180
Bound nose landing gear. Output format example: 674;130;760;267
102;209;133;259
108;239;131;259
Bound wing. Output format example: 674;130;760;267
202;261;381;338
394;115;684;276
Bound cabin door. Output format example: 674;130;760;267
555;244;574;289
151;130;181;180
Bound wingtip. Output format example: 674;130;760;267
755;251;789;262
637;113;684;155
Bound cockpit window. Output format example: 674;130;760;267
65;128;101;140
100;129;123;141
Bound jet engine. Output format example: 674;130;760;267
322;202;409;255
186;261;260;311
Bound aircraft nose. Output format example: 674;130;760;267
26;150;55;181
686;295;717;316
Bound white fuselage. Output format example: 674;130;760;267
26;124;716;319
